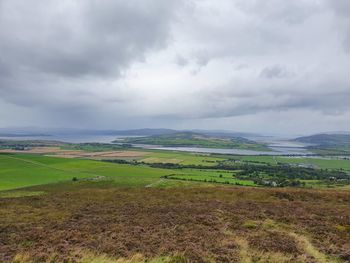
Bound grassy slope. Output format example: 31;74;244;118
1;153;350;191
294;133;350;145
0;154;173;191
294;134;350;154
0;154;90;191
308;146;350;155
0;153;250;191
120;132;269;150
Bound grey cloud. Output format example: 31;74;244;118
0;0;183;117
0;0;181;78
327;0;350;16
260;65;292;79
327;0;350;52
0;0;350;133
194;51;210;67
181;70;350;120
175;55;189;67
236;0;321;25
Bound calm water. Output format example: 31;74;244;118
0;134;313;155
138;145;312;156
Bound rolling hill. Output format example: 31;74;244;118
115;131;269;150
294;133;350;146
294;133;350;154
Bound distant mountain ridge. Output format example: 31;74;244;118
0;127;259;139
294;133;350;146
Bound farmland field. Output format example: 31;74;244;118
0;154;174;191
138;150;223;166
229;155;350;171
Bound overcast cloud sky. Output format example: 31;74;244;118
1;0;350;134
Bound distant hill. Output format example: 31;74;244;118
189;129;259;139
0;127;260;139
294;134;350;146
0;127;178;136
109;128;178;136
115;131;269;150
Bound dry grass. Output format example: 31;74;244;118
13;252;182;263
0;147;148;159
1;185;349;262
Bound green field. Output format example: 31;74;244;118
276;156;350;171
0;154;174;191
139;150;223;166
1;151;350;192
0;153;232;191
230;155;350;171
167;169;256;186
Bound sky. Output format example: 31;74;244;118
0;0;350;135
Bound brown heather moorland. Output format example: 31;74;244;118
0;183;350;263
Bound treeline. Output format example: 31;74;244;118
146;162;348;180
235;164;349;181
104;159;137;164
102;159;349;183
107;159;348;180
0;140;61;149
62;142;132;151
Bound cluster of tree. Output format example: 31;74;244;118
147;161;348;181
0;140;58;149
63;142;131;151
235;164;349;181
145;162;350;187
104;159;138;165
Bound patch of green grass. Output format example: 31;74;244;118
0;154;174;191
242;220;259;229
334;224;350;232
2;152;350;192
0;154;91;191
166;169;256;186
139;150;224;166
276;156;350;171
